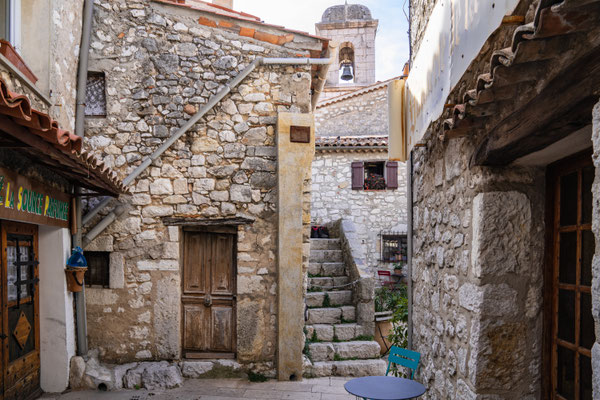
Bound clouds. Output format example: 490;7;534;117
235;0;409;81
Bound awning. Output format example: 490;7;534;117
443;0;600;165
0;78;127;196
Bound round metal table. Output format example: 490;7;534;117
344;376;426;400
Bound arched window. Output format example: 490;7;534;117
338;42;355;83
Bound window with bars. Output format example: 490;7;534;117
84;251;110;288
351;161;398;190
380;234;407;263
85;71;107;117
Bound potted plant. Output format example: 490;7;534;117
393;262;404;276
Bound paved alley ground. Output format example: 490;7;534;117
40;377;356;400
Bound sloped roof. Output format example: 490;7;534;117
317;76;403;108
315;135;387;152
443;0;600;165
0;79;127;195
154;0;330;44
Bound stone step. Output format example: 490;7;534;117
305;323;365;342
308;262;346;277
310;238;341;250
306;291;353;307
309;249;343;263
308;276;350;289
307;341;381;362
305;359;387;378
306;306;356;325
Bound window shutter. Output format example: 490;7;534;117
351;162;364;190
386;161;398;189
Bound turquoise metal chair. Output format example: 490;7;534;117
386;346;421;379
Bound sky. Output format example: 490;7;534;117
235;0;410;82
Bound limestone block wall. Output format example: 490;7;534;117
409;0;437;62
411;135;545;398
82;0;314;372
591;101;600;396
311;151;407;272
315;87;388;137
47;0;84;131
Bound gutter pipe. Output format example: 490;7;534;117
73;0;94;357
82;55;332;244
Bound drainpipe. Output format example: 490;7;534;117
82;56;332;243
73;0;94;357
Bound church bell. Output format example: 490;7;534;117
340;64;353;81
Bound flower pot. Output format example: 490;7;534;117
65;267;87;292
375;319;392;355
0;40;38;84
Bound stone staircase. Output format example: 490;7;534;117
304;238;387;377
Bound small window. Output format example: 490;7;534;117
351;161;398;190
364;161;386;190
84;251;110;288
85;71;106;117
0;0;21;51
381;234;407;263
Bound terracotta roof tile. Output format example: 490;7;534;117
155;0;330;42
0;78;127;195
316;135;388;150
443;0;600;140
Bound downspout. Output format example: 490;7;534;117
72;0;94;358
83;56;332;245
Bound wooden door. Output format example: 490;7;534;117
182;230;236;358
546;152;595;400
0;221;40;400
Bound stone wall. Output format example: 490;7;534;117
411;133;546;398
591;101;600;397
82;0;316;373
311;151;407;272
316;87;387;137
409;0;437;62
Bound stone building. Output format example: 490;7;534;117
75;0;338;387
312;80;408;273
401;0;600;397
315;2;378;100
0;0;126;397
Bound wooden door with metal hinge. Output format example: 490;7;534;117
182;228;236;359
545;151;595;400
0;221;40;400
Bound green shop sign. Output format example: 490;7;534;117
0;167;71;228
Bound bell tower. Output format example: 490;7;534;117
316;3;378;89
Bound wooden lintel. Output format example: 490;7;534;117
472;44;600;166
162;216;255;227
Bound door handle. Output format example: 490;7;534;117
204;294;212;307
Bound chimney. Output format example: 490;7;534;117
212;0;233;9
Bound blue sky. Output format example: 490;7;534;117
236;0;410;82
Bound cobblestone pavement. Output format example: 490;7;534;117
40;377;356;400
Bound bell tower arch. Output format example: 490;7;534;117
316;3;378;89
